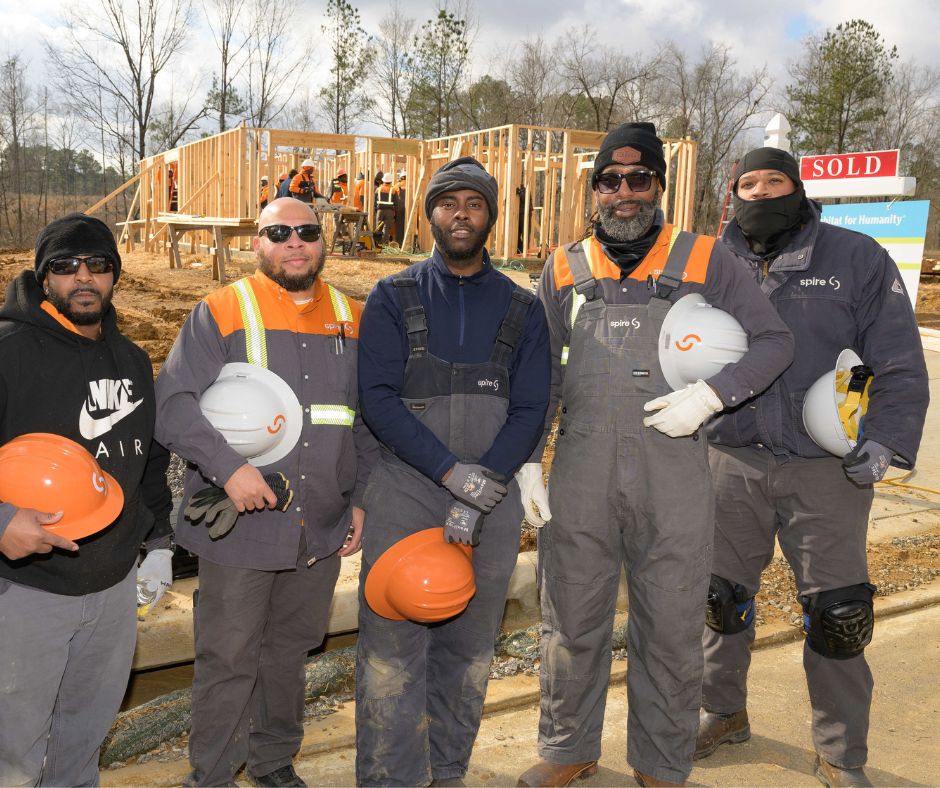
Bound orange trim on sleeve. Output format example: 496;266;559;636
40;300;83;335
627;225;715;285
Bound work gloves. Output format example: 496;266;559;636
184;472;294;539
643;380;724;438
515;462;552;527
442;462;506;513
843;439;893;485
136;548;174;615
445;500;483;546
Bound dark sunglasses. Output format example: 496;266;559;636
47;256;115;275
594;170;656;194
258;224;321;243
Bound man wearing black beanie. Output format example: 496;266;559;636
518;124;795;787
698;147;928;787
0;213;172;786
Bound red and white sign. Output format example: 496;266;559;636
800;149;899;181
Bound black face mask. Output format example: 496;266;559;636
732;189;805;256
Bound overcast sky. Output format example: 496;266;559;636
2;0;938;136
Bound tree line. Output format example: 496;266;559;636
2;4;938;248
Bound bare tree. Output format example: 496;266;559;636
204;0;249;132
148;76;210;151
375;0;416;137
244;0;304;128
506;37;564;127
0;54;39;245
319;0;375;134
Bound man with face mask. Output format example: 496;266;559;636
517;123;795;788
696;148;929;787
355;156;551;786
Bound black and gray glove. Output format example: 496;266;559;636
444;499;483;546
184;472;294;539
843;440;893;485
442;462;506;513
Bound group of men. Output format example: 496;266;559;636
0;119;928;788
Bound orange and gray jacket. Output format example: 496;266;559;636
535;223;794;455
155;270;378;570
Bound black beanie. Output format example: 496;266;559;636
35;213;121;283
424;156;498;227
592;122;667;189
733;147;802;192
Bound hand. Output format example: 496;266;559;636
843;439;893;485
137;548;174;613
643;380;724;438
0;509;76;560
442;462;507;513
224;464;277;512
338;506;364;557
444;499;483;546
515;463;552;527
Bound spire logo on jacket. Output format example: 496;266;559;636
79;378;144;440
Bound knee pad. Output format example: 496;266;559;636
705;574;755;634
801;583;875;659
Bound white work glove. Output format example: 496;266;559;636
136;548;174;614
515;462;552;527
643;380;724;438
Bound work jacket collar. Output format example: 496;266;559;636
429;247;493;285
725;198;823;274
251;268;325;306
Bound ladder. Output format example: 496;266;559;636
715;159;739;238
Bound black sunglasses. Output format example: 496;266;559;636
47;256;115;275
258;224;322;243
594;170;656;194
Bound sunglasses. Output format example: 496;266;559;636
47;256;115;275
594;170;656;194
258;224;322;243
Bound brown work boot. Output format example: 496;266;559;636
632;769;684;786
516;759;598;787
694;707;750;759
813;755;873;787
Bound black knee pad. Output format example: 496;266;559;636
705;574;755;634
801;583;875;659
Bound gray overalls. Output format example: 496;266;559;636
538;236;713;784
355;277;529;787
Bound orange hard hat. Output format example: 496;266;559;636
365;527;475;622
337;169;347;178
0;433;124;540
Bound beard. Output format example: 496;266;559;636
259;244;326;291
45;285;112;326
430;220;488;264
598;196;659;241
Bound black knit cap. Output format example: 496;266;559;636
424;156;498;227
35;213;121;283
733;147;802;192
592;122;667;188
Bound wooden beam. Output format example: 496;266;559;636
148;173;221;243
84;171;142;216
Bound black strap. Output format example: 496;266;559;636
563;241;599;301
648;230;697;301
392;276;428;357
491;287;535;366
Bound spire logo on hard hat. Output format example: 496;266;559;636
675;333;702;351
267;414;287;434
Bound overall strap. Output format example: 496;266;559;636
392;276;428;357
491;287;536;366
648;229;697;302
565;240;599;301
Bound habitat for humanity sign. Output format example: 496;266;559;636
820;200;929;308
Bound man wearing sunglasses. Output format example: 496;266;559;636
0;213;173;786
156;197;377;787
518;123;794;787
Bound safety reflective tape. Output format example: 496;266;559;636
667;225;682;251
310;404;355;426
233;280;268;368
328;284;353;324
561;346;569;366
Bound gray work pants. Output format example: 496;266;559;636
186;534;340;786
538;421;713;785
0;568;137;787
355;460;523;787
702;444;874;768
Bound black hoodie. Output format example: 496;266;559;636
0;270;172;595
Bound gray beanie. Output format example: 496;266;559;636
424;156;498;227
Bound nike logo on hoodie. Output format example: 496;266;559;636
79;378;144;440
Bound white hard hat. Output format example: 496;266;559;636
382;172;393;183
301;158;316;168
658;293;748;391
261;175;269;183
199;363;303;467
803;349;872;457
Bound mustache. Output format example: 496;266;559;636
68;287;101;297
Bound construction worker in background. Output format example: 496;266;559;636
155;197;377;787
392;170;407;246
696;147;929;788
374;171;397;246
289;159;324;204
260;176;270;209
516;123;795;788
355;156;551;786
278;169;297;199
329;170;349;205
0;214;173;786
352;172;366;211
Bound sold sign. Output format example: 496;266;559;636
800;150;899;181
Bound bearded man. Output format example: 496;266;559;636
156;198;377;787
354;156;551;786
516;123;794;787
